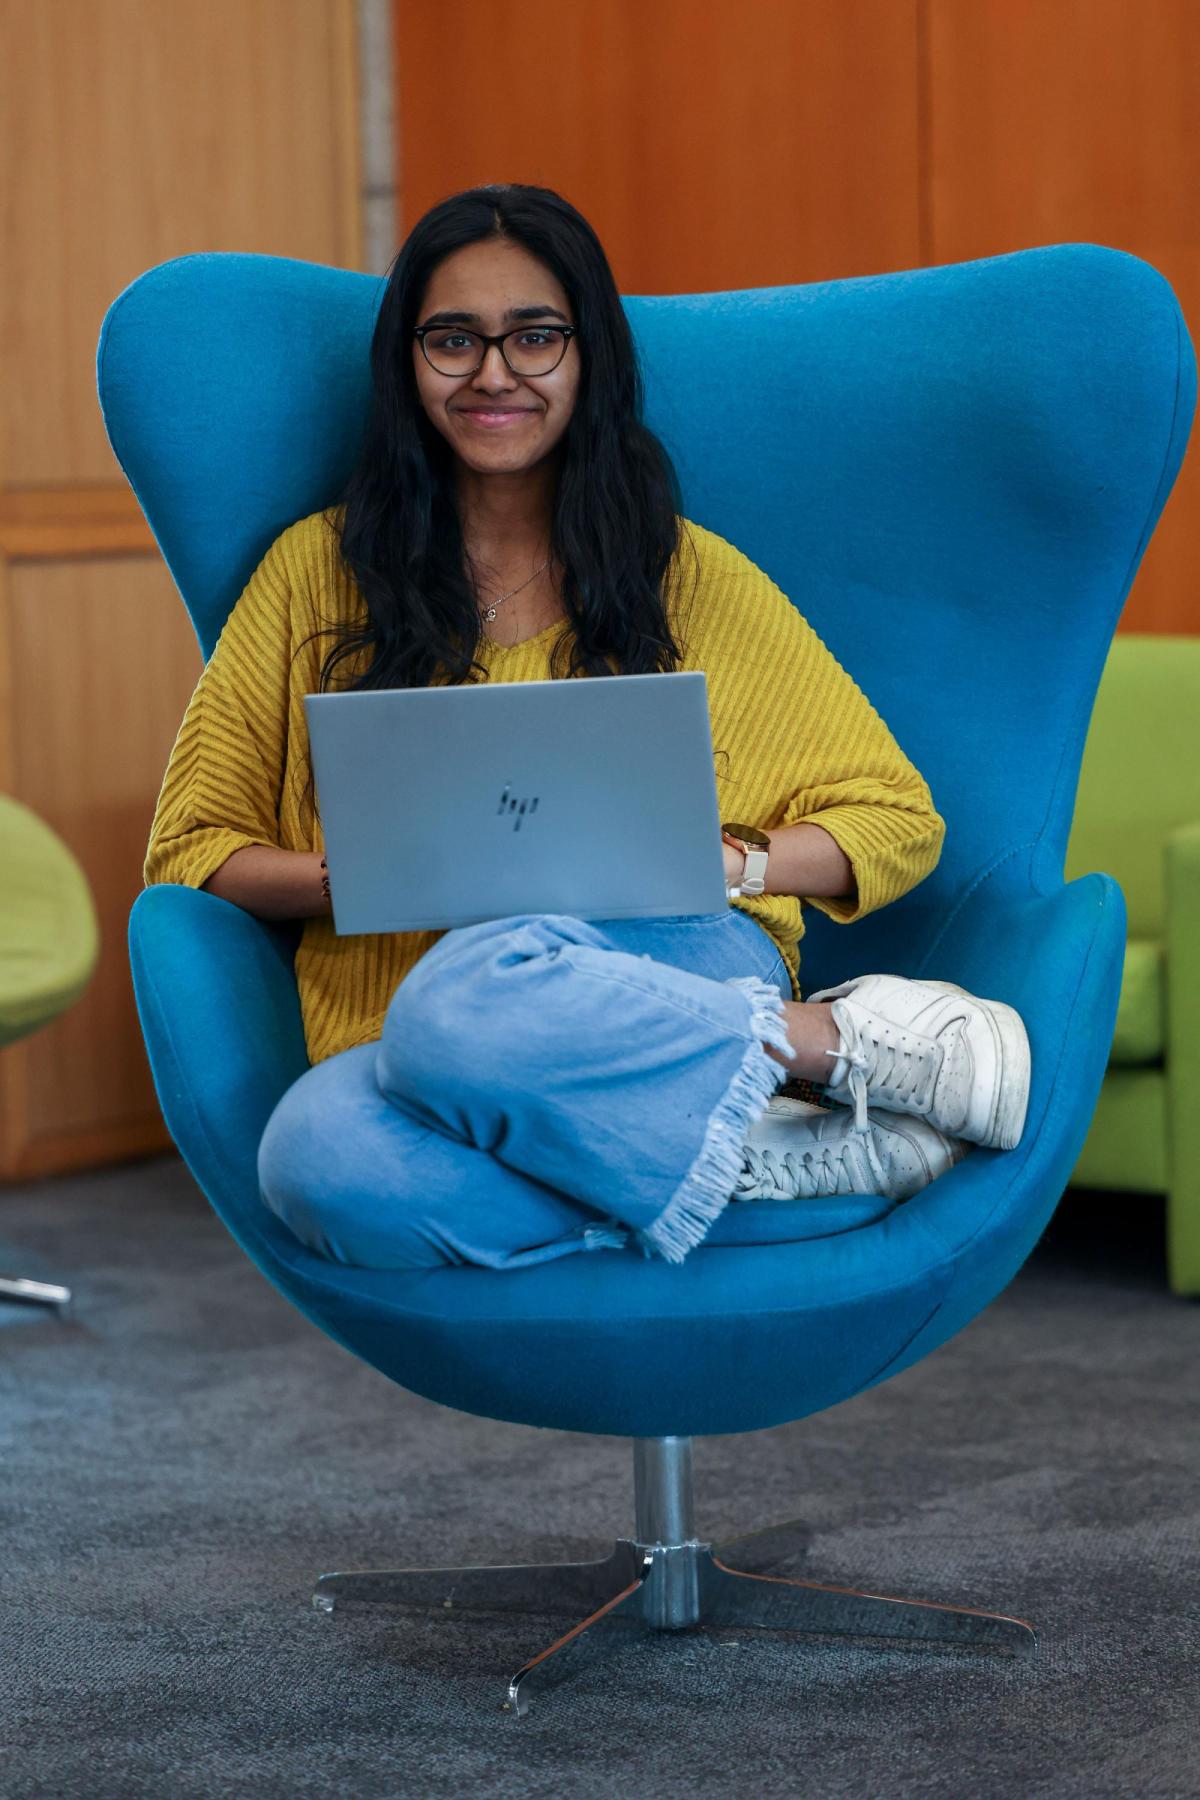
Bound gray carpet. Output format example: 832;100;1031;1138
1;1155;1196;1800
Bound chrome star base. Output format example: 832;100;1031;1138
312;1436;1037;1717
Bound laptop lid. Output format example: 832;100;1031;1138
303;670;731;935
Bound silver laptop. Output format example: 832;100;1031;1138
303;671;730;935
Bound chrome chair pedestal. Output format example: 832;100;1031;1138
0;1274;72;1309
312;1436;1037;1716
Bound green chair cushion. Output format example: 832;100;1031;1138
1108;937;1164;1067
1071;1066;1168;1192
0;795;100;1049
1065;635;1200;939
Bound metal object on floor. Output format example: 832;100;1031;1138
312;1435;1038;1716
0;1273;71;1309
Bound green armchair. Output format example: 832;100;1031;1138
0;794;100;1308
1065;634;1200;1296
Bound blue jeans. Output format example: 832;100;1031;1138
257;908;796;1269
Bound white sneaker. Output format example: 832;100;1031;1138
733;1094;970;1202
806;974;1031;1151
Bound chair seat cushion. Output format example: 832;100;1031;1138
1109;938;1164;1066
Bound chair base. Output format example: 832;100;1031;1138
0;1273;71;1309
311;1437;1037;1715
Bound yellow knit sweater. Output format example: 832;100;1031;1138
145;508;945;1066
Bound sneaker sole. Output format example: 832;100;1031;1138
919;981;1030;1150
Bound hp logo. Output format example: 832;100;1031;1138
497;784;539;832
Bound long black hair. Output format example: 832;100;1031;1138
297;181;699;720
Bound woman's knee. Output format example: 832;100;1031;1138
258;1094;352;1261
377;912;604;1106
256;1047;446;1269
257;1054;360;1258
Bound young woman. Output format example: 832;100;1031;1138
145;182;1030;1269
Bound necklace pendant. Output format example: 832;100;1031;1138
483;605;497;622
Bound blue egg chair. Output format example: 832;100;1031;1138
98;242;1195;1716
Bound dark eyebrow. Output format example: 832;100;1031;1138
418;304;570;327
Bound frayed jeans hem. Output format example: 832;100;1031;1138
635;975;792;1263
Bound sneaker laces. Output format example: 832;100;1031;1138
737;1132;887;1199
824;1001;944;1133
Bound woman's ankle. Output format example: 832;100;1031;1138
763;1000;841;1081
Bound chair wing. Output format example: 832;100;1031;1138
99;243;1195;999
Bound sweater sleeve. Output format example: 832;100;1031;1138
769;598;945;925
690;528;945;927
144;530;295;891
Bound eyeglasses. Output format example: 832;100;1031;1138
413;323;577;378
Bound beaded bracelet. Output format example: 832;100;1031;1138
779;1075;835;1110
319;854;331;905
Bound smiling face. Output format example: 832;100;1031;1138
412;237;580;480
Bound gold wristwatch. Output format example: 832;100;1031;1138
721;822;771;897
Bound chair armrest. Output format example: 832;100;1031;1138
907;863;1127;1261
128;884;309;1209
845;862;1129;1400
1165;822;1200;1290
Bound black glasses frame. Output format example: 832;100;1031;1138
413;323;577;377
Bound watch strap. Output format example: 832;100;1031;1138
723;827;770;897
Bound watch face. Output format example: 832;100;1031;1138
723;821;771;847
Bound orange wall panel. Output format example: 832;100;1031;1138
391;0;1197;633
393;0;922;294
926;0;1199;633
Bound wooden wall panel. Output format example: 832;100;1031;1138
0;0;364;1180
392;0;1196;635
392;0;923;294
2;551;201;1172
1;0;362;486
925;0;1199;633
